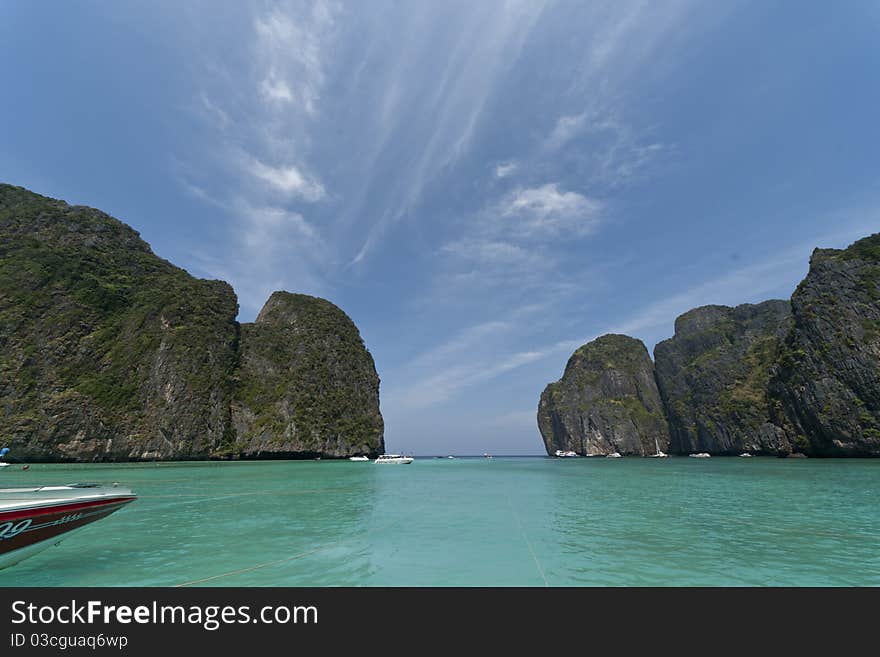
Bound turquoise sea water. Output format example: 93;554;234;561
2;457;878;586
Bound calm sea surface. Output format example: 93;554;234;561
2;457;878;586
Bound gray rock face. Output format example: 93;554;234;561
0;184;384;461
538;334;670;456
768;235;880;455
232;292;385;459
539;234;880;458
0;184;239;461
653;301;792;455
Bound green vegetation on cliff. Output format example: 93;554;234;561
541;233;880;457
232;292;384;458
0;184;239;460
0;184;383;461
653;301;792;455
538;334;669;456
769;233;880;455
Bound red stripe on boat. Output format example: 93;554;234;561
0;496;137;522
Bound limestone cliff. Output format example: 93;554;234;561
540;233;880;457
768;234;880;455
0;184;238;460
232;292;384;458
653;301;792;455
538;334;670;456
0;183;384;461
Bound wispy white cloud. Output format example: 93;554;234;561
407;320;512;370
246;157;325;201
188;197;328;318
499;183;603;238
568;0;699;95
540;107;671;190
253;4;336;117
175;2;344;316
480;409;539;432
238;201;319;245
387;347;547;411
384;306;562;411
393;216;880;415
545;112;587;151
427;181;604;318
198;92;231;130
440;239;533;265
260;73;294;104
495;161;518;178
488;220;880;393
344;0;550;265
605;223;880;342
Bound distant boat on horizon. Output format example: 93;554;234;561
554;449;578;458
690;453;711;458
375;454;414;464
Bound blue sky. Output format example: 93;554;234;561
2;1;879;454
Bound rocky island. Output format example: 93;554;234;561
0;183;384;461
232;292;384;459
537;334;669;456
539;233;880;457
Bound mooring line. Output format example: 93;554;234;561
507;495;549;587
174;545;330;587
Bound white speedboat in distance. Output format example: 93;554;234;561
689;452;711;458
374;454;414;464
348;456;370;461
738;453;753;457
606;452;623;458
554;450;578;457
0;483;136;569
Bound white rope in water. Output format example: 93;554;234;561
174;545;332;587
507;495;549;588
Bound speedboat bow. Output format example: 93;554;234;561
0;483;136;569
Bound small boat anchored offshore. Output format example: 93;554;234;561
374;454;414;464
606;452;623;458
348;456;370;461
554;450;578;458
0;483;136;569
689;452;711;458
649;438;668;458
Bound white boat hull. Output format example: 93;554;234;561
0;525;90;569
0;484;136;569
